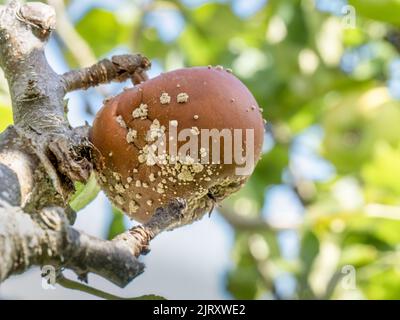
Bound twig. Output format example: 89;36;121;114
113;198;186;257
56;274;165;300
62;54;151;93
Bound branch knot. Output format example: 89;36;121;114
17;2;56;39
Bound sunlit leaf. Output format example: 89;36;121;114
349;0;400;26
69;173;100;212
226;267;260;299
107;206;126;240
0;104;12;132
362;142;400;199
361;268;400;300
76;8;130;57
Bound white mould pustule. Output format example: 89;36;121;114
113;172;121;181
115;195;124;205
116;115;126;128
129;200;139;213
147;119;165;142
177;92;189;103
190;126;200;136
160;92;171;105
115;183;125;194
132;103;148;119
126;128;137;143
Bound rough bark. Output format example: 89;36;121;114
0;0;184;288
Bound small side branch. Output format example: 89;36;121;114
113;198;186;257
62;54;151;93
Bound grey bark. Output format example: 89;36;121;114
0;0;184;288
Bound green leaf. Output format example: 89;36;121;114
340;244;378;267
254;143;289;185
107;206;126;240
362;142;400;199
300;230;320;275
322;89;400;174
0;104;13;132
69;173;100;212
226;267;260;299
297;230;319;299
361;268;400;300
349;0;400;25
75;8;130;57
344;217;400;249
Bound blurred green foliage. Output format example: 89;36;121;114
2;0;400;299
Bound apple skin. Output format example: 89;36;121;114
90;66;264;226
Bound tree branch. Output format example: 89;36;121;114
0;0;165;288
62;54;151;92
0;201;144;287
